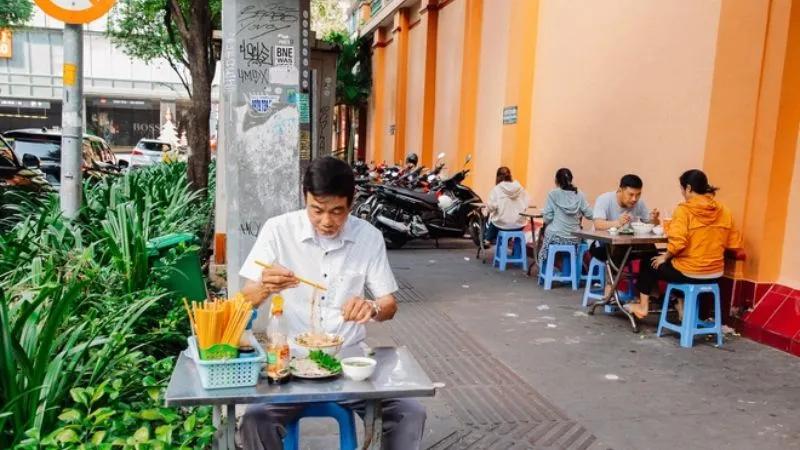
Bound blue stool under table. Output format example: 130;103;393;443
582;258;636;312
656;283;723;348
493;230;528;272
283;402;358;450
538;244;579;290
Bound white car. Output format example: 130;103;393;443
131;139;174;167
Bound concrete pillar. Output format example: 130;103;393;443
221;0;311;321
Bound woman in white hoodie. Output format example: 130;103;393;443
485;167;531;246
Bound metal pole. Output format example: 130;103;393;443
60;23;84;218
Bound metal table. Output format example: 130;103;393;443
573;230;667;332
520;210;544;275
165;346;436;450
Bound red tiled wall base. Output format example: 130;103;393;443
723;278;800;357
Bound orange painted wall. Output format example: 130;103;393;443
405;16;426;158
432;0;466;172
471;0;511;199
526;0;721;213
781;134;800;289
382;37;398;163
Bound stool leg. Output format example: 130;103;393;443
571;250;579;291
519;237;529;272
544;248;555;290
283;421;300;450
713;285;723;347
679;289;697;348
657;286;673;338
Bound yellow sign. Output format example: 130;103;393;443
34;0;116;25
63;63;77;86
0;29;11;59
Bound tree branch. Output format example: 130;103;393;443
164;51;192;98
167;0;192;49
163;5;190;67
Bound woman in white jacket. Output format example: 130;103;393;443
485;167;531;246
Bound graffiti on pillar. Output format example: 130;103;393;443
240;40;273;66
237;3;299;39
299;129;311;161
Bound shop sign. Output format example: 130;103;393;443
0;29;11;59
91;98;153;108
0;99;52;109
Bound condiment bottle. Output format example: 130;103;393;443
266;295;290;384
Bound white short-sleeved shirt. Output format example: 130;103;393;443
239;209;398;352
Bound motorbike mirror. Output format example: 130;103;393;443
22;153;41;169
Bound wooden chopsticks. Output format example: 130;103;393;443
255;260;327;291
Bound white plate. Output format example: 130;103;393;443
289;358;341;380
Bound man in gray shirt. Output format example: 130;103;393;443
588;174;660;295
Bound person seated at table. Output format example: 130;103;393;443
539;168;593;265
589;174;660;295
485;166;530;246
626;169;742;319
238;156;426;450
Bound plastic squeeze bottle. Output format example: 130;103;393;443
266;295;290;384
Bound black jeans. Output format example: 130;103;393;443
637;259;718;295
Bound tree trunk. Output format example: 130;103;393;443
187;67;212;193
343;105;352;163
357;105;367;163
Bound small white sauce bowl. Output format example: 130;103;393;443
341;357;377;381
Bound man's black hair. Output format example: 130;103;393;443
303;156;355;205
619;174;643;190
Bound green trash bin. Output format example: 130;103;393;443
147;232;208;302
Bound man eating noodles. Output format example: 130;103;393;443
238;156;427;450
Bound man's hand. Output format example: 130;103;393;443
651;253;669;269
342;296;375;324
260;264;299;295
649;208;661;224
618;213;632;227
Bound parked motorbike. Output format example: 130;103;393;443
366;154;485;249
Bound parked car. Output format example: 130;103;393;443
131;139;177;167
3;128;125;189
0;134;52;193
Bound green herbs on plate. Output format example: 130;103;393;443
308;350;342;373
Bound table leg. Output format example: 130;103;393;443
362;400;383;450
527;217;538;276
226;404;236;450
212;405;223;450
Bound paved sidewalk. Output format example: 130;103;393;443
239;240;800;449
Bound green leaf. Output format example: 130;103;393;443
91;430;108;444
183;413;196;432
90;407;117;425
142;376;158;387
139;409;163;421
147;387;161;402
134;425;150;442
58;408;83;423
70;387;90;406
55;428;80;443
159;408;180;423
155;424;173;443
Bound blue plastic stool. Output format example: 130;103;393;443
577;242;591;282
493;230;528;272
538;244;579;290
283;402;358;450
656;283;723;348
582;258;636;312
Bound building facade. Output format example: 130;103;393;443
0;9;220;149
350;0;800;355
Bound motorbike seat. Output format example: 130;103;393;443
382;186;439;205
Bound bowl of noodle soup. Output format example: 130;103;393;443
295;332;344;356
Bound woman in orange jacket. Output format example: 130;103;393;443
626;170;743;320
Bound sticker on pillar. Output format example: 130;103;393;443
274;45;295;66
298;94;310;124
269;66;299;86
249;95;278;114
